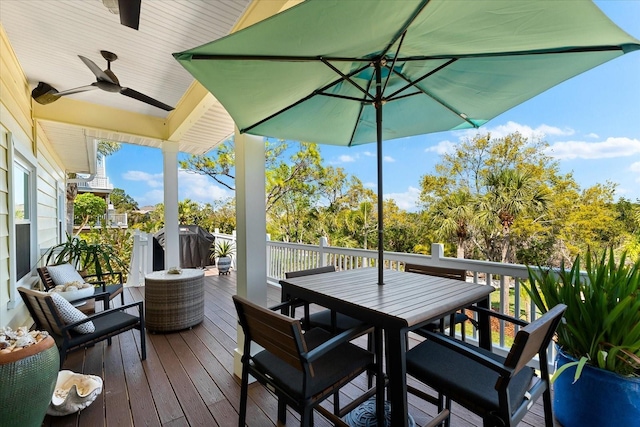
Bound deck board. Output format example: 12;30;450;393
43;269;555;426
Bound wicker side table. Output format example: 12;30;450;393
144;269;205;332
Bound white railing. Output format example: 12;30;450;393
127;230;154;286
77;176;113;191
130;232;553;371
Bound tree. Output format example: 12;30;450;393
110;188;138;213
419;132;560;263
66;140;121;234
477;169;550;263
74;193;107;229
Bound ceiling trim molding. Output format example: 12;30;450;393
33;97;168;140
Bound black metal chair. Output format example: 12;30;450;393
284;266;364;332
18;287;145;368
233;295;375;427
38;264;125;306
404;263;475;340
406;304;567;427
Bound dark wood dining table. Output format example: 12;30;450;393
279;267;495;427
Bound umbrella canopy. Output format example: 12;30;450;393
175;0;639;285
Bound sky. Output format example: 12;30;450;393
107;1;640;212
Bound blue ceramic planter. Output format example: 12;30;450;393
554;347;640;427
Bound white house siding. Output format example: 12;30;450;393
37;126;65;253
0;25;67;328
0;125;9;328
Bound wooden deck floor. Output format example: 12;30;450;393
43;270;556;427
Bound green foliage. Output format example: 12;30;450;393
44;233;129;280
110;188;138;213
212;240;235;260
74;193;107;227
525;248;640;377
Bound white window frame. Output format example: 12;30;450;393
7;133;38;308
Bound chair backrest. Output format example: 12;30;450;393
37;267;55;291
285;265;336;279
233;295;307;372
404;263;466;281
18;287;65;336
504;304;567;375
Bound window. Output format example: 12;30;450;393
13;160;34;281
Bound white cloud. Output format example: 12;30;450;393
364;181;376;188
630;162;640;183
586;132;599;139
179;170;233;203
338;154;356;163
385;186;420;212
122;170;163;188
363;151;375;157
383;155;395;163
425;140;457;155
458;121;574;140
136;189;164;206
545;137;640;160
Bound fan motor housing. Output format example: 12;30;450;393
31;82;60;105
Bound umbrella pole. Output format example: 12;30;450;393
375;60;384;286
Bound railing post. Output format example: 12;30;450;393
128;230;141;286
266;234;272;278
319;236;328;267
431;243;444;264
144;231;153;276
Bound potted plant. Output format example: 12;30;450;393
0;327;59;426
525;248;640;427
43;234;128;280
211;240;235;275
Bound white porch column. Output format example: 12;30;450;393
162;141;180;269
233;129;266;377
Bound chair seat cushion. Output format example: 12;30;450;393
304;310;365;332
406;337;534;412
47;263;85;287
252;327;373;399
67;311;140;346
50;292;95;334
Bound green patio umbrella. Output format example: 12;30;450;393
174;0;639;286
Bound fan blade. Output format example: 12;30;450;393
120;87;174;111
119;0;141;30
56;84;99;96
79;55;115;84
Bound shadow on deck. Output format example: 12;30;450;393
43;269;555;427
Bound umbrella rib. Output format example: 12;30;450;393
242;62;372;134
380;0;431;59
348;76;376;147
393;44;628;62
390;70;478;128
385;58;456;100
320;58;374;102
381;31;407;96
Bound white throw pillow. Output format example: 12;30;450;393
50;292;95;334
47;263;85;287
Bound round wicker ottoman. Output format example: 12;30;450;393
145;269;205;332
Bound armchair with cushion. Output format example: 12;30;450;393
38;263;124;306
406;304;567;427
233;295;376;427
18;287;145;368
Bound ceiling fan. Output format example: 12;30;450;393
102;0;142;30
32;50;174;111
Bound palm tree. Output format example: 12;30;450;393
430;190;474;258
479;169;550;263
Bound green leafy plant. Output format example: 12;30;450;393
44;234;129;280
211;240;235;260
525;248;640;379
